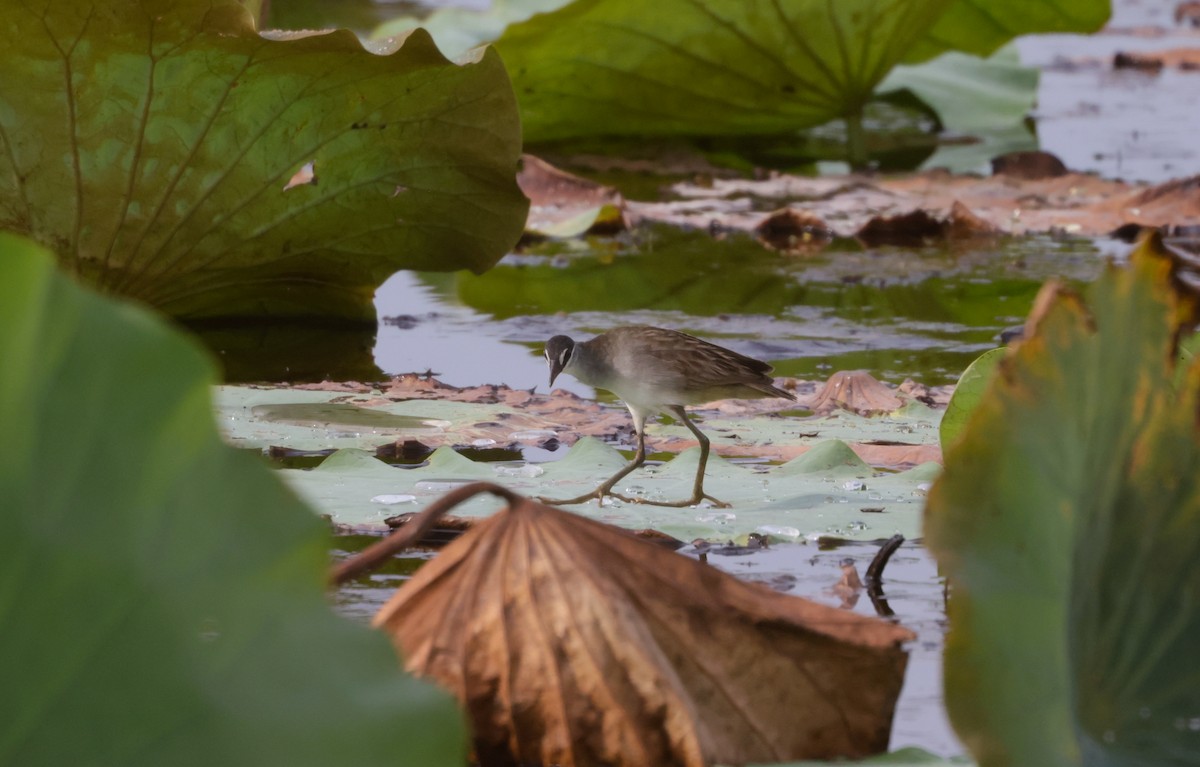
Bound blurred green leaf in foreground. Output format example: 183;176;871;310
0;233;465;766
927;233;1200;766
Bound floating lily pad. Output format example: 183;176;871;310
280;438;938;542
498;0;958;144
778;746;974;765
217;386;516;450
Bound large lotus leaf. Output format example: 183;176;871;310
906;0;1111;64
0;233;464;765
925;235;1200;766
0;0;528;322
496;0;957;144
491;0;1108;146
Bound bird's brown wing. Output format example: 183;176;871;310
599;326;792;401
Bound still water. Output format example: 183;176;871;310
373;229;1115;396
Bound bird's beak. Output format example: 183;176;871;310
548;360;562;388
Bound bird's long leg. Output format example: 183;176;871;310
645;406;730;508
536;411;649;506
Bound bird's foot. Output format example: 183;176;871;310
535;491;604;506
606;491;731;509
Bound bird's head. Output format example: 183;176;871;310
544;335;575;387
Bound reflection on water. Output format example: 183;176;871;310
330;534;964;758
374;228;1109;393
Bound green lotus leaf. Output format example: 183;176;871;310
906;0;1111;63
878;44;1040;172
0;0;528;323
497;0;958;145
938;347;1005;451
0;233;465;765
491;0;1107;152
926;234;1200;766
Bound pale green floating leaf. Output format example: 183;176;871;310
279;437;933;542
776;439;872;477
762;745;974;766
0;234;464;766
217;385;515;450
881;46;1037;134
526;203;623;238
253;401;441;430
0;0;528;322
878;44;1039;172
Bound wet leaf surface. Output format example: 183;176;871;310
351;483;915;766
281;439;941;541
218;373;943;540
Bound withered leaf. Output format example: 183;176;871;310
754;208;834;253
518;154;626;237
855;209;947;247
361;483;914;767
806;370;906;415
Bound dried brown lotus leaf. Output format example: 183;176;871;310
807;370;906;416
371;485;914;767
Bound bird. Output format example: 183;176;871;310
539;325;795;508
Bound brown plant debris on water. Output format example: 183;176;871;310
518;153;627;237
277;371;949;467
618;165;1200;242
336;483;915;767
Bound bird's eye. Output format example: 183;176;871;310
558;349;570;366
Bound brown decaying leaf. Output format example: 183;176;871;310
990;150;1069;180
1113;47;1200;71
807;370;906;416
518;154;626;235
359;483;914;767
626;169;1200;238
754;208;833;253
